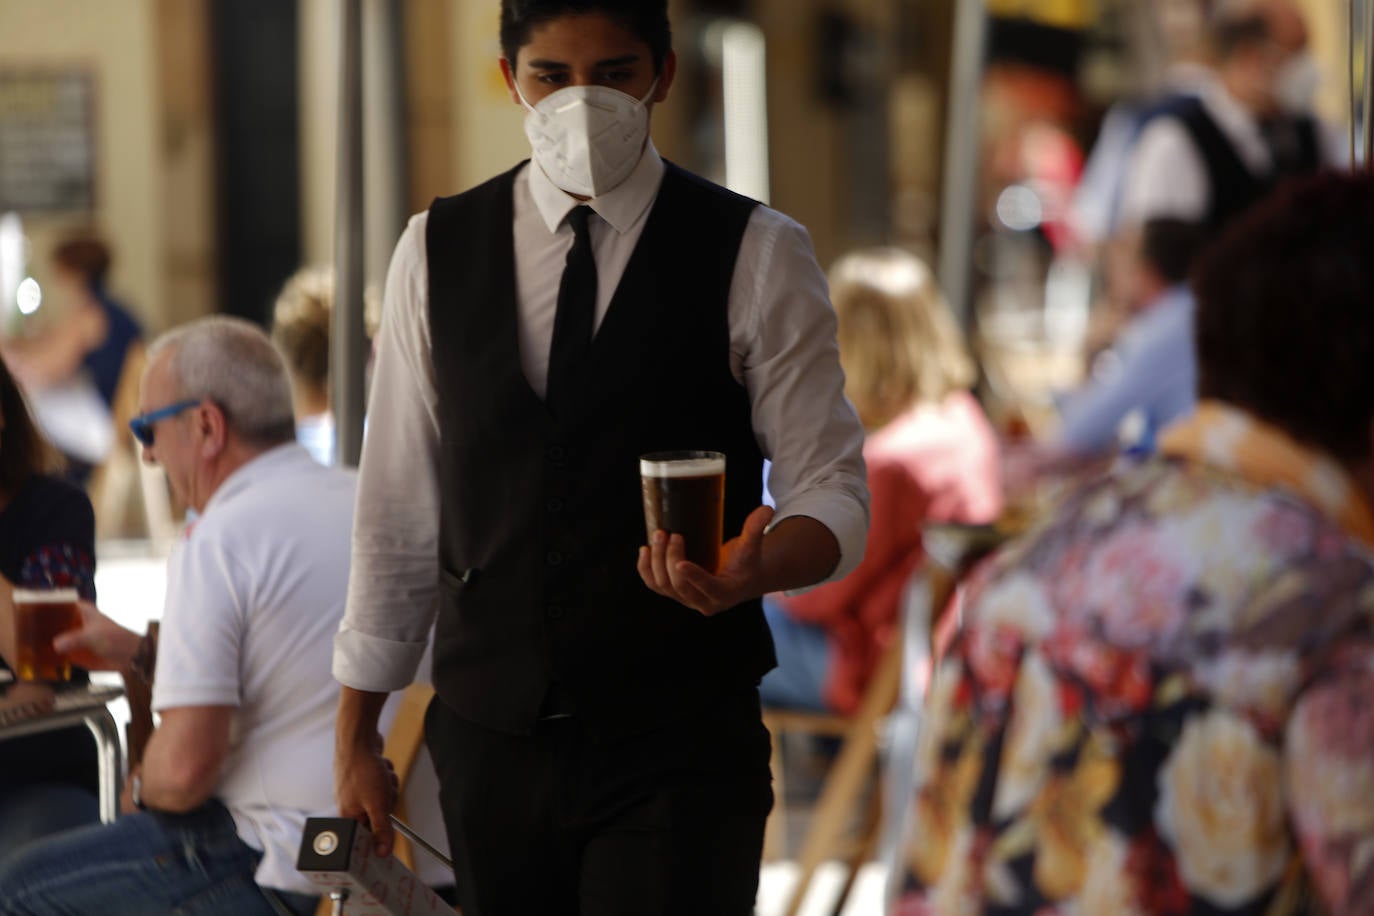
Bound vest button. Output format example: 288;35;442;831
546;604;565;620
546;445;566;463
546;497;564;513
545;551;564;567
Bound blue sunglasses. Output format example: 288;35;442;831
129;399;201;447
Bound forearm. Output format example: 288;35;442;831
139;707;231;813
754;515;841;596
336;686;391;752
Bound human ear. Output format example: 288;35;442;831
499;57;522;106
653;50;677;104
197;402;229;459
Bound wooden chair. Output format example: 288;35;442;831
763;638;902;916
312;682;446;916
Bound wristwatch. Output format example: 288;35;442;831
130;772;147;811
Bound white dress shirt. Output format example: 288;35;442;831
1119;80;1344;227
334;144;869;693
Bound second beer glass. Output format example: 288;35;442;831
12;587;82;681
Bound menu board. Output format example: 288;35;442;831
0;69;96;213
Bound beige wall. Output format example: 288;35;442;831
0;0;164;329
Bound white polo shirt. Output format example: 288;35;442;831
153;443;357;895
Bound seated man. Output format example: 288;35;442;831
902;172;1374;913
1054;217;1204;454
0;317;356;916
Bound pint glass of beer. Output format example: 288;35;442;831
640;451;726;573
12;587;82;682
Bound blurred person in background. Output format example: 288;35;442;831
1054;218;1204;455
1118;0;1342;234
761;249;1001;716
0;317;353;916
0;353;100;861
0;235;142;485
1072;0;1218;247
272;266;337;466
901;171;1374;915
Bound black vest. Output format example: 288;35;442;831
426;162;774;736
1163;96;1319;233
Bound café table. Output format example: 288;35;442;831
0;676;125;823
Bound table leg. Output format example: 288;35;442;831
83;706;123;823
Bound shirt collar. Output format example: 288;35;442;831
201;442;317;518
526;142;665;235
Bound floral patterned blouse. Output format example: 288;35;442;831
902;439;1374;914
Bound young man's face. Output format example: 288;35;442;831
500;12;675;108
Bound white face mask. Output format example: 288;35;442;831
1274;51;1321;114
517;79;657;198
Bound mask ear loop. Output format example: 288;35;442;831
511;71;537;113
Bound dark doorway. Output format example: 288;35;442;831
211;0;301;327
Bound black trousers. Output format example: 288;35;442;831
425;688;773;916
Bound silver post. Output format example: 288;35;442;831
330;888;349;916
937;0;989;331
389;814;454;871
1363;0;1374;168
333;0;367;468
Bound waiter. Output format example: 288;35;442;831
331;2;869;913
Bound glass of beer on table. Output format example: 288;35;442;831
12;587;82;681
640;450;726;573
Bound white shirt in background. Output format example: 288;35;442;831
153;443;356;895
1120;80;1346;227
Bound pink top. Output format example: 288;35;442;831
780;390;1002;714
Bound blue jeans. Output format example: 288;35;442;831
0;800;318;916
759;597;832;712
0;783;99;864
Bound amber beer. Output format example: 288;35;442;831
640;451;726;573
12;588;82;681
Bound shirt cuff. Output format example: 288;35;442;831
772;487;869;594
332;627;429;694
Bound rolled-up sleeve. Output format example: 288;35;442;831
732;207;869;585
333;214;442;693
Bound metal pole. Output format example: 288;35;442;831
333;0;367;468
1363;0;1374;169
937;0;988;331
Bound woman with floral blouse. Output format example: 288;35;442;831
901;171;1374;915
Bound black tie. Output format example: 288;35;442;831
546;205;597;416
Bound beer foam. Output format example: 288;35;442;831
640;455;726;478
12;588;80;603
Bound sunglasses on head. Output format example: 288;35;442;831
129;399;201;447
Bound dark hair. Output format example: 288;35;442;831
0;355;62;495
500;0;671;73
1211;12;1272;61
52;235;112;291
1193;171;1374;462
1140;219;1205;286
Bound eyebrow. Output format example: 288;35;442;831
526;54;641;70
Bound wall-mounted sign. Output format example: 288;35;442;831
0;69;96;213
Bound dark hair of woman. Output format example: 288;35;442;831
0;355;62;497
1193;170;1374;462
